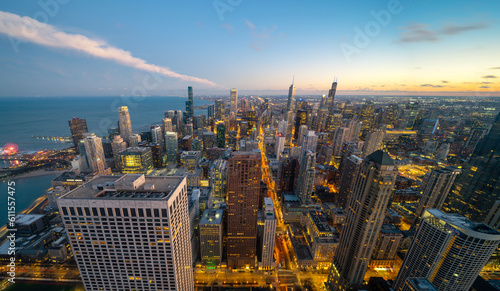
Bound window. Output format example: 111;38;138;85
70;207;76;216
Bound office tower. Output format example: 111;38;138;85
230;89;238;117
362;129;385;157
119;147;153;175
191;137;203;152
57;174;194;291
200;209;224;268
466;125;491;149
327;150;398;291
111;135;127;170
184;86;194;119
216;122;226;148
360;102;375;134
283;112;294;146
227;151;261;268
68;117;88;151
202;132;216;150
83;133;107;175
207;104;215;120
209;159;228;199
297;125;308;146
337;155;363;209
371;224;403;263
401;278;437;291
139;142;163;168
419;119;439;140
107;127;119;140
326;113;343;140
325;80;337;111
296;150;316;203
275;133;285;158
118;106;133;143
174;110;183;132
300;131;318;158
128;133;141;147
444;113;500;223
415;166;461;220
180;151;201;172
183;123;193;137
276;156;300;194
332;127;350;157
277;120;287;136
394;209;500;291
286;79;296;112
384;104;400;126
434;143;449;161
346;119;362;142
260;197;277;270
165;132;178;163
214;100;225;120
162;118;173;133
150;125;164;151
316;108;329;132
405;101;420;129
294;109;308;139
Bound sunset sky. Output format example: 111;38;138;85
0;0;499;96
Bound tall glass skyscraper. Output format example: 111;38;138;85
118;106;133;143
444;113;500;223
68;117;88;151
185;86;194;119
230;88;238;118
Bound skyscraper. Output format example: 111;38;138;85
83;133;107;175
326;80;337;111
362;129;385;157
118;106;133;143
230;88;238;118
394;209;500;291
444;113;500;223
200;209;224;268
150;125;164;152
129;133;141;147
415;166;461;220
111;135;127;170
162;118;173;133
165;131;178;163
57;174;194;291
119;147;154;175
287;79;296;112
327;150;398;290
331;127;350;157
185;86;194;119
337;155;363;209
227;151;261;269
296;150;316;203
260;197;277;270
215;100;225;120
68;117;88;151
275;133;285;159
216;122;226;148
209;159;228;199
300;130;318;158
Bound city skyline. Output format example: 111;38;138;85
0;1;499;97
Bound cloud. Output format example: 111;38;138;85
482;75;497;78
490;67;500;70
0;11;216;86
221;23;234;33
421;84;444;88
245;20;256;30
482;82;492;84
479;86;490;88
397;22;488;43
441;80;449;83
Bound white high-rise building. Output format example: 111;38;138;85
260;197;277;270
275;133;285;159
83;133;107;175
230;89;238;118
151;125;164;150
57;174;194;291
394;209;500;291
327;150;398;291
118;106;133;143
331;127;350;157
362;129;385;157
277;120;287;136
298;125;308;146
415;166;461;219
300;131;318;158
346;120;362;142
129;133;141;147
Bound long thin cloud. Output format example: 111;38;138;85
0;11;216;86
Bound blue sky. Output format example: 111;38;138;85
0;0;499;97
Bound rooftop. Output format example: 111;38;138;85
200;209;224;225
367;150;394;166
426;209;500;239
15;214;46;225
59;175;184;200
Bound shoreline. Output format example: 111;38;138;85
0;169;64;182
